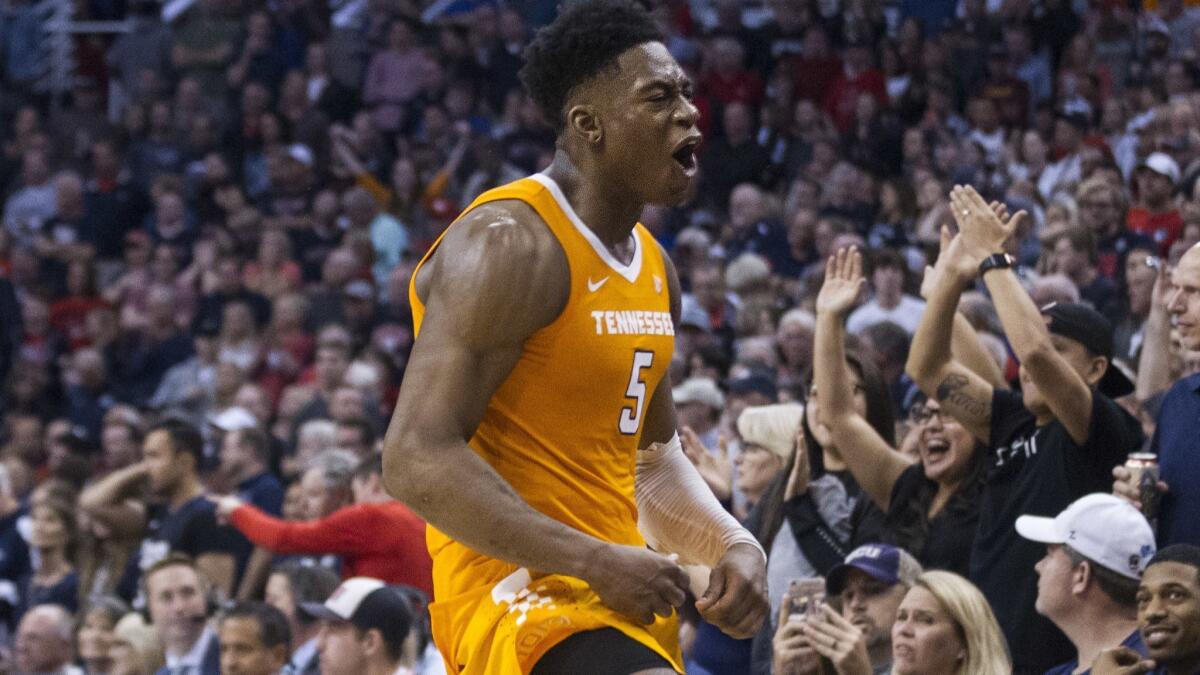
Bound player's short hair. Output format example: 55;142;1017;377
520;0;663;131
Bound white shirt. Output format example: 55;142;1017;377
286;637;318;674
164;626;215;674
1038;153;1081;201
846;295;927;335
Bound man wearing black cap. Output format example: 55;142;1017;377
908;185;1144;673
301;577;415;675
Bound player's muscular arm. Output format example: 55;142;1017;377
384;202;588;568
383;204;690;624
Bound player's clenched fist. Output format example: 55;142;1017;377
696;542;769;639
583;544;691;626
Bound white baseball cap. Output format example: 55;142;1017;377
208;406;258;432
673;377;725;410
299;577;415;639
286;143;315;168
1016;493;1157;579
1137;152;1180;184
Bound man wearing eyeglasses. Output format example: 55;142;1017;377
1075;177;1154;281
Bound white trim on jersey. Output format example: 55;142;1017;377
529;173;644;284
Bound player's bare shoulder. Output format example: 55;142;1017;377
414;198;569;344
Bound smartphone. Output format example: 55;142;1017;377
785;577;827;619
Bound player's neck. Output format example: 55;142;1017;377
544;152;643;249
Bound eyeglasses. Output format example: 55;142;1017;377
910;406;947;425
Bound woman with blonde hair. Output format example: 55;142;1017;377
891;570;1010;675
109;612;165;675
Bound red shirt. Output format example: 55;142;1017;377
1126;207;1184;255
699;69;764;108
50;296;107;350
823;67;887;133
231;501;433;597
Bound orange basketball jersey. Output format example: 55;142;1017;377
408;174;681;674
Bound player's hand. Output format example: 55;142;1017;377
585;544;689;626
697;542;768;639
1091;647;1156;675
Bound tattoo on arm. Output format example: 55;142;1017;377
936;373;988;420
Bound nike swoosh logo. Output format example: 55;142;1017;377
587;276;609;292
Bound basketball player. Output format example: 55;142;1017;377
381;1;768;673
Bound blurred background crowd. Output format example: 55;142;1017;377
3;0;1200;673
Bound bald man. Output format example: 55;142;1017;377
15;604;80;675
1115;243;1200;545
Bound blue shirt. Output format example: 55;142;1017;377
238;472;284;516
1153;373;1200;546
1043;629;1145;675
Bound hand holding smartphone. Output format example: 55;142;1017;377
783;577;826;622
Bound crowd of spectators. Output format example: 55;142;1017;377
3;0;1200;672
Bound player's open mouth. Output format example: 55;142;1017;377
671;136;701;175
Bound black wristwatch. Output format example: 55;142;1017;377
978;253;1016;276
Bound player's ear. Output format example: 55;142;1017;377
565;104;602;145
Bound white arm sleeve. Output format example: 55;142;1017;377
635;433;766;568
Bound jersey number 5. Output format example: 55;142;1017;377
619;350;654;435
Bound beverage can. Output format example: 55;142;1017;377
1126;453;1161;520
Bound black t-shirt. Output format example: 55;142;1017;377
971;389;1144;672
828;469;886;545
116;495;248;604
883;463;979;577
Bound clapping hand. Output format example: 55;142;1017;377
948;185;1027;266
816;247;866;317
783;429;810;501
681;427;732;503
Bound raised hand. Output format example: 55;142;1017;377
816;247;866;317
948;185;1027;263
1151;259;1173;313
